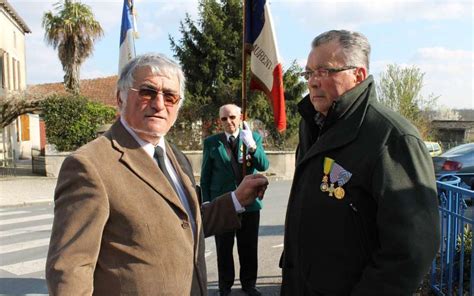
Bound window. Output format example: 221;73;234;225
0;54;4;89
12;58;17;90
17;60;21;89
5;52;10;90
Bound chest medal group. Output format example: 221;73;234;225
320;157;352;200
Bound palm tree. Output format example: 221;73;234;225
42;0;103;94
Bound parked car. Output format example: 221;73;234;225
433;143;474;187
424;141;443;157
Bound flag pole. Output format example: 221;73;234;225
241;0;248;177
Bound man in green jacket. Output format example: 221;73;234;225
280;30;440;295
201;104;269;296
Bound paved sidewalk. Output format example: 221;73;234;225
0;176;57;207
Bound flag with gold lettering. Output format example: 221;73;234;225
245;0;286;132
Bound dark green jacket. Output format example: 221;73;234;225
200;131;269;211
281;76;440;295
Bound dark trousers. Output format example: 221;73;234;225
214;210;260;290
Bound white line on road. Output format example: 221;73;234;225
0;210;29;217
0;238;50;254
0;224;52;238
0;257;47;276
0;214;53;226
272;243;284;248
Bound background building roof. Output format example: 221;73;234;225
0;0;31;33
28;75;118;107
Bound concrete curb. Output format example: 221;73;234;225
0;199;53;208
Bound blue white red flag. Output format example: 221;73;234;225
118;0;137;74
245;0;286;132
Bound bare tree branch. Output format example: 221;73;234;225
0;91;46;128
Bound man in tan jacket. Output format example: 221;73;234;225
45;53;268;296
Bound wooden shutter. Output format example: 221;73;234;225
20;114;30;141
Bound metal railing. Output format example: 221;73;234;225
430;176;473;296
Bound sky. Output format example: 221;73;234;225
9;0;474;109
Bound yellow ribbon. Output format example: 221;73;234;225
323;157;334;175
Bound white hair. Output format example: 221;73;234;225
219;104;242;116
117;53;186;111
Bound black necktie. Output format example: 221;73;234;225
154;146;178;195
229;135;238;160
228;135;236;150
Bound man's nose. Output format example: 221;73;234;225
308;75;321;88
149;93;166;110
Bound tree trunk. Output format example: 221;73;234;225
64;62;80;95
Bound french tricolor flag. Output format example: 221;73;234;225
245;0;286;132
118;0;137;74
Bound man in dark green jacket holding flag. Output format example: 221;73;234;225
280;30;440;295
201;104;269;296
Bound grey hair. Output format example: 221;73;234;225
219;104;241;116
312;30;371;72
117;53;186;110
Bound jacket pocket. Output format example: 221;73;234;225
349;202;370;264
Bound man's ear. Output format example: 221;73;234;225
355;67;367;83
117;91;123;109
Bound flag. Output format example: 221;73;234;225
245;0;286;132
118;0;137;74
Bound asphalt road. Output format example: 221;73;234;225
0;179;292;295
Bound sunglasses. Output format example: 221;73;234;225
220;115;237;122
130;87;181;106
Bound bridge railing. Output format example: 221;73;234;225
430;176;473;296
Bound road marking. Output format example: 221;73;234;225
0;214;53;226
0;238;50;254
0;224;52;238
0;257;46;276
0;210;29;217
272;243;284;248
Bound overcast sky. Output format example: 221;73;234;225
9;0;474;109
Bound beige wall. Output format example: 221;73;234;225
42;151;297;180
0;6;27;91
184;150;296;182
0;3;32;161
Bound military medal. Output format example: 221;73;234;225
329;163;352;200
321;157;334;192
328;183;335;197
334;187;345;199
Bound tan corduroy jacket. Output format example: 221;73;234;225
46;120;241;295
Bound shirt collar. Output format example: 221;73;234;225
225;129;240;141
120;116;165;159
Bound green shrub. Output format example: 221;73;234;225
41;94;116;151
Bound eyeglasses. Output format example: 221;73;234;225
130;87;181;106
299;66;357;81
220;115;237;122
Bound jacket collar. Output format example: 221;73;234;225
297;75;375;167
105;120;189;217
298;75;375;131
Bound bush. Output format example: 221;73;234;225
41;94;116;151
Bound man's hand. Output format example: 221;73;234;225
240;121;257;151
234;174;269;206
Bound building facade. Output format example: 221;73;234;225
0;0;38;163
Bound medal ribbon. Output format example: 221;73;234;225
337;171;352;187
330;162;344;183
323;157;334;175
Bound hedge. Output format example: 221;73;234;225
41;94;116;151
